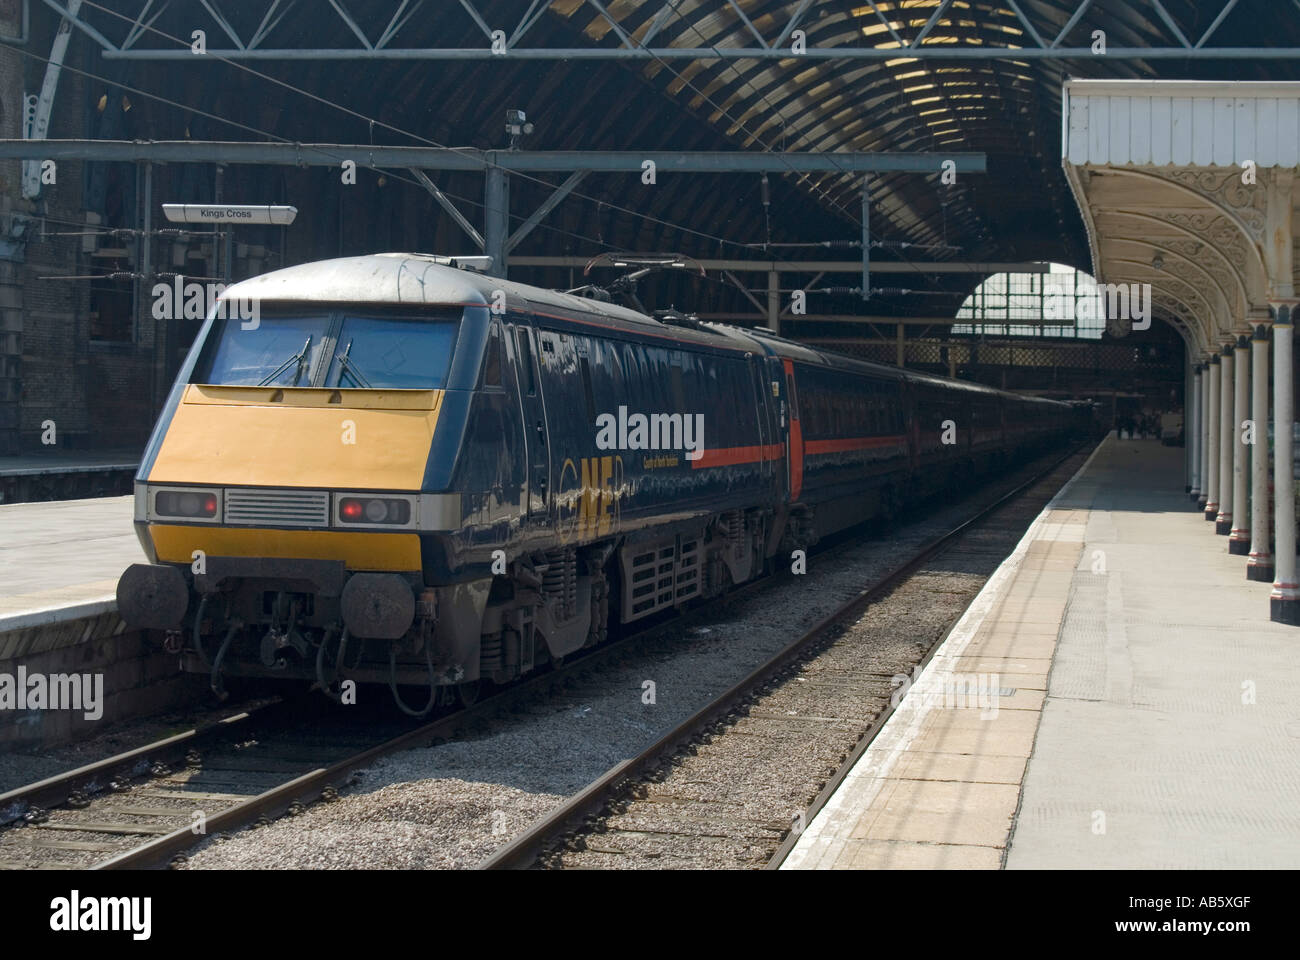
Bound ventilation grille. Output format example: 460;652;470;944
223;488;330;527
624;536;701;620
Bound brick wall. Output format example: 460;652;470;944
0;8;156;454
0;9;23;454
87;350;153;447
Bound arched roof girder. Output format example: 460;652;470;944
1099;209;1248;312
1106;236;1238;328
1106;257;1218;350
1101;168;1271;308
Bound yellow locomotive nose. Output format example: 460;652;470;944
150;384;442;489
143;384;442;571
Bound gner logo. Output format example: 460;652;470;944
557;455;623;543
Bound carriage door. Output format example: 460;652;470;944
513;322;550;518
748;353;775;486
781;358;804;502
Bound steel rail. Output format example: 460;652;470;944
75;565;775;868
765;443;1087;868
478;441;1088;870
0;703;275;826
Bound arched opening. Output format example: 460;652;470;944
952;263;1106;340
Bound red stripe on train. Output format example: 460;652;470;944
690;442;786;469
804;435;907;455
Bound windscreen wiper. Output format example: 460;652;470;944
331;339;373;389
257;336;312;387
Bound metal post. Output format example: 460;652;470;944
141;161;151;316
1216;343;1234;535
1198;357;1211;511
861;178;869;301
141;162;156;407
1190;361;1196;494
213;164;223;281
1248;325;1274;581
1201;351;1211;515
1189;364;1201;499
896;323;905;367
132;162;142;346
1271;306;1298;624
0;141;992;174
767;271;780;336
484;165;509;278
1230;335;1251;552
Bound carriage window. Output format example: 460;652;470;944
579;355;597;424
197;309;461;389
325;315;458;389
483;325;502;387
669;361;687;414
198;313;329;387
515;328;536;396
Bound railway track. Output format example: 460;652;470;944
0;551;776;870
479;442;1090;869
0;442;1088;870
0;698;411;869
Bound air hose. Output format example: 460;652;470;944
388;640;438;718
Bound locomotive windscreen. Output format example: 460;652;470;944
194;308;461;390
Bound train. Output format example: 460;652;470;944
116;253;1082;714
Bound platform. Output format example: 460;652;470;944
784;433;1298;870
0;496;140;629
0;496;191;748
0;450;140;477
0;450;139;506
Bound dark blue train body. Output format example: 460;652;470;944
116;254;1079;710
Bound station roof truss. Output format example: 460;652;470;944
20;1;1300;325
57;0;1300;62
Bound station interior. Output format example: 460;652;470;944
0;0;1298;884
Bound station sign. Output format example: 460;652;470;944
161;204;298;225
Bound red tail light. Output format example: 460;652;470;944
155;489;219;519
336;496;411;525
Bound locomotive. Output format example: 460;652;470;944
117;253;1077;713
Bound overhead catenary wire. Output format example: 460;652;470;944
72;0;974;269
5;42;651;264
16;2;977;320
67;0;782;258
643;0;968;296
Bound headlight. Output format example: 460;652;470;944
152;487;220;520
336;496;412;526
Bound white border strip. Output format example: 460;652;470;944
0;596;117;635
782;436;1110;869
